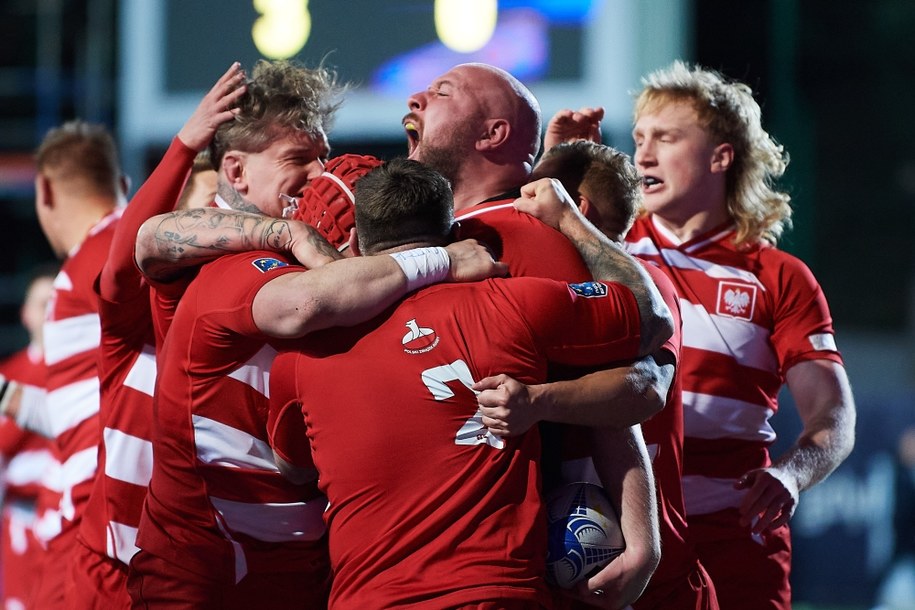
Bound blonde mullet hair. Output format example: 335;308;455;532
635;61;792;247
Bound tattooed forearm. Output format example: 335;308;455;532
561;217;671;354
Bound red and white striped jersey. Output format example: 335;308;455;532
137;251;328;584
0;345;55;607
78;137;198;568
41;210;120;539
625;215;843;516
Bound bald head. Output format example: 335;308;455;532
455;63;542;162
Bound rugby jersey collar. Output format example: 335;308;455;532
650;214;736;253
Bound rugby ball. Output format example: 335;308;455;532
545;482;625;588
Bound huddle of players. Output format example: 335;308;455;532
0;54;855;610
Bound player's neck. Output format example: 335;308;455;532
651;206;731;245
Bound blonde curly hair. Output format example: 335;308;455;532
209;59;345;166
635;61;792;247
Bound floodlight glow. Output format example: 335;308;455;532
435;0;498;53
252;0;311;59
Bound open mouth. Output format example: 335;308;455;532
642;176;662;192
403;116;421;155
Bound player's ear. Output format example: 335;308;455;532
35;173;54;210
347;228;361;258
222;151;247;194
577;195;592;218
711;143;734;174
477;118;510;151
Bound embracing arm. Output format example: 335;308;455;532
569;425;659;608
477;350;674;436
101;63;246;301
253;241;508;338
136;208;342;283
515;179;672;356
738;359;856;533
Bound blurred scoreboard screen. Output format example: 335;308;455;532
163;0;597;96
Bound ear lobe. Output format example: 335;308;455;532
711;143;734;173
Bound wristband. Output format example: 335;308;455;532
389;247;451;293
0;377;19;417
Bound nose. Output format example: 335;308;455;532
407;90;426;111
633;139;655;169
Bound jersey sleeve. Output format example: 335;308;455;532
498;277;643;367
643;261;682;363
266;351;313;469
767;253;843;373
457;205;592;282
99;137;198;303
193;251;304;339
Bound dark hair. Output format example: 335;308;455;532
209;59;345;167
35;120;122;197
533;140;641;238
354;158;454;254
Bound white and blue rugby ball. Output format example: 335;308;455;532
545;481;626;588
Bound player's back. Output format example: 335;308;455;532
276;273;642;609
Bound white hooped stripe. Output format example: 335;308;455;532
44;313;101;364
227;344;276;398
682;391;776;442
106;520;140;564
679;299;778;372
209;496;328;543
681;475;745;515
123;343;157;396
46;377;101;437
192;415;278;472
103;427;154;486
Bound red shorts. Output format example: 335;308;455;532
633;558;719;610
127;548;331;610
688;509;791;610
2;503;42;607
27;523;80;610
69;538;131;609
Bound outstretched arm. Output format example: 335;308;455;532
101;62;246;302
252;241;508;338
515;178;673;356
136;208;342;283
738;359;856;533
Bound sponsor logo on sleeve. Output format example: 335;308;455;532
716;281;757;320
808;333;837;352
402;318;439;354
568;281;609;298
251;258;290;273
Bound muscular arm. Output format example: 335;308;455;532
252;241;507;338
574;425;660;608
102;62;246;301
136;208;341;283
477;351;674;435
515;179;673;355
738;359;856;533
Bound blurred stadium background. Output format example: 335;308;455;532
2;2;913;608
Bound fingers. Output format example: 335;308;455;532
473;374;509;392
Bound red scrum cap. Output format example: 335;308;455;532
291;153;383;250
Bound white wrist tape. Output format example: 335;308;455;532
0;377;18;417
389;247;451;293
